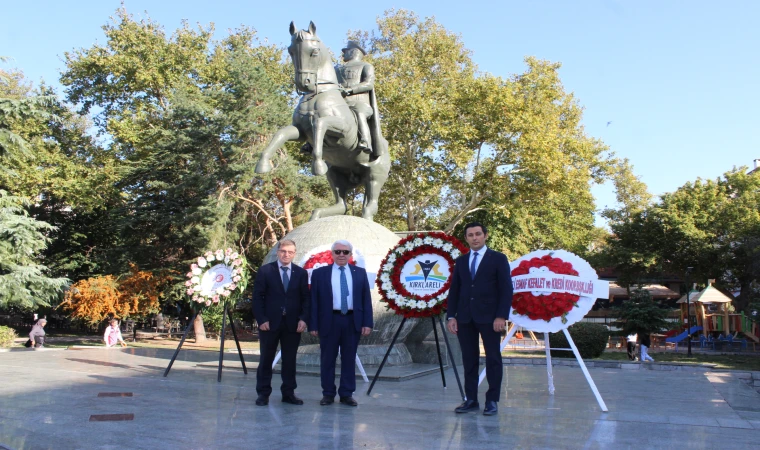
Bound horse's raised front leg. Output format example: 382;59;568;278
311;116;349;176
255;125;301;174
310;167;351;221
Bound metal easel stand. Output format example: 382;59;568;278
163;304;248;382
477;325;608;412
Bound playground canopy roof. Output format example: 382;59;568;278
676;285;734;304
608;283;681;300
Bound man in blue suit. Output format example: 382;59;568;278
309;240;373;406
252;239;310;406
446;222;513;416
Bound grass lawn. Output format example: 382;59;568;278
501;349;760;372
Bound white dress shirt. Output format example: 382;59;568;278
331;263;354;311
468;245;487;277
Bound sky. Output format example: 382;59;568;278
2;1;759;225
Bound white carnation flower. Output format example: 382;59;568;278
192;267;202;275
191;276;200;284
198;257;207;268
231;252;239;259
207;254;215;262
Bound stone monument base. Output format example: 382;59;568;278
296;343;412;366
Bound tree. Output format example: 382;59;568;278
0;191;68;308
617;287;670;335
60;264;167;327
598;167;760;311
0;63;69;309
1;67;122;281
351;10;617;256
60;9;323;336
655;168;760;310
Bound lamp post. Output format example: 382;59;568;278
686;267;693;357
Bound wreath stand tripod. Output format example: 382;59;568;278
163;304;248;382
477;323;608;411
366;315;464;400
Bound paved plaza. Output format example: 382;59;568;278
1;347;759;449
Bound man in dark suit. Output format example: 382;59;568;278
252;239;310;406
309;240;373;407
446;222;513;416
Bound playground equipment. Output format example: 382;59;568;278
665;325;703;350
675;280;759;346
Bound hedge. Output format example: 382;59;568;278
549;322;609;359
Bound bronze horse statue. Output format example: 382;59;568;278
255;21;390;222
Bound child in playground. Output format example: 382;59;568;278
104;319;128;348
626;333;638;361
640;333;655;362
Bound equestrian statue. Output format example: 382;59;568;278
255;21;390;222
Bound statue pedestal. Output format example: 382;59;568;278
264;216;418;366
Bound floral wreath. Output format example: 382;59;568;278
511;254;579;323
508;249;604;333
377;232;468;319
185;248;246;309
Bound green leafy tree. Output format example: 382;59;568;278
0;63;69;308
0;190;68;308
60;10;321;337
351;11;617;256
616;287;670;335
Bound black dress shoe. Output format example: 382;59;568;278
483;400;498;416
454;399;480;413
282;394;304;405
339;396;358;406
255;395;269;406
319;396;334;406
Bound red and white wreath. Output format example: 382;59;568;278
377;232;468;319
185;248;246;308
300;245;364;285
508;249;608;332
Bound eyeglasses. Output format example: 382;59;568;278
278;250;296;255
333;250;351;255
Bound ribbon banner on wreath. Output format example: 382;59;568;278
377;232;469;319
508;249;609;332
185;248;247;309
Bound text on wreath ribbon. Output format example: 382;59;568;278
512;273;609;299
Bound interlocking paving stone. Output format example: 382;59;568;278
1;347;759;449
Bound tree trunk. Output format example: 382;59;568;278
194;313;207;344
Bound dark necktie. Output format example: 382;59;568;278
281;266;290;316
339;266;349;314
470;251;479;278
281;266;290;291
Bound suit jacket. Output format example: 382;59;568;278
252;261;310;332
446;248;513;324
310;264;373;336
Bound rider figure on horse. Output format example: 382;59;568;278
301;40;384;159
337;41;377;157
